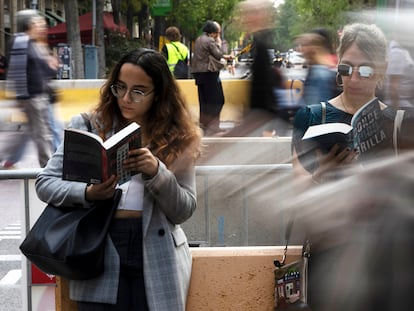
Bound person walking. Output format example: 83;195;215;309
0;51;6;80
36;48;202;310
225;0;290;137
295;30;340;107
3;9;57;168
35;16;63;151
161;26;189;79
191;20;233;136
383;39;414;108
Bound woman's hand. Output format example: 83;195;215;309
313;144;358;183
85;175;118;201
124;147;159;178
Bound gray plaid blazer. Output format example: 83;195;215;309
35;114;196;310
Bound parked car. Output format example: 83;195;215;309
285;50;307;68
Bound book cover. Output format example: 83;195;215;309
302;98;390;160
63;122;141;185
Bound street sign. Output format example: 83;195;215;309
150;0;172;16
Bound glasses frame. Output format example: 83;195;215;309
110;84;154;103
338;64;374;79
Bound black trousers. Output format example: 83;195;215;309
77;218;148;311
194;71;225;130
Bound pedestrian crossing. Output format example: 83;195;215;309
0;222;21;240
0;222;22;286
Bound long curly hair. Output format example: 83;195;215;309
93;48;202;167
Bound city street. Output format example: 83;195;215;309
220;60;307;81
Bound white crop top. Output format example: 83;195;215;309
116;174;144;211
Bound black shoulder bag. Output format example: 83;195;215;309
20;114;122;280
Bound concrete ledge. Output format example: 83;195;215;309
55;246;302;311
0;79;250;124
0;78;304;126
186;246;302;310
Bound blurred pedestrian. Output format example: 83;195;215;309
289;152;414;311
295;30;340;107
191;20;233;136
225;0;290;137
383;39;414;108
309;28;338;68
0;50;6;80
35;16;63;151
3;9;57;168
161;26;189;79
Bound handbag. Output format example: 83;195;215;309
19;189;122;280
208;55;226;72
171;42;190;79
20;113;122;280
274;216;312;310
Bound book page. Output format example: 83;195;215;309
103;122;140;150
302;123;352;140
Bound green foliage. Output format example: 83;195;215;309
170;0;241;40
273;0;380;53
105;31;145;73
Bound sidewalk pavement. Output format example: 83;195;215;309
0;125;40;169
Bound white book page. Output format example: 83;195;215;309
103;122;140;150
302;123;353;140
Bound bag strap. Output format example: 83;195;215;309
274;211;311;266
308;101;327;124
80;112;92;132
321;101;327;124
170;42;185;60
393;109;405;156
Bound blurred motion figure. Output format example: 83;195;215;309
3;9;57;168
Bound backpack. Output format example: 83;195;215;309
170;43;190;79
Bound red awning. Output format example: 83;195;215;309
48;12;128;46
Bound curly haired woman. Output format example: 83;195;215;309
36;48;202;310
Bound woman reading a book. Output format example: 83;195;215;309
36;48;202;310
291;23;393;187
290;23;395;311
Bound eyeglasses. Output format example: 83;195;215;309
338;64;374;78
110;84;154;103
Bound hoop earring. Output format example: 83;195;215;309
376;75;384;90
376;80;383;90
336;73;343;87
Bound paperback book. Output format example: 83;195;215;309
302;98;391;161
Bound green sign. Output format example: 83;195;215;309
150;0;172;16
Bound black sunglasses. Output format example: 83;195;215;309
338;64;374;78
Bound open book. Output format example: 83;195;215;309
63;122;141;185
302;98;391;161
